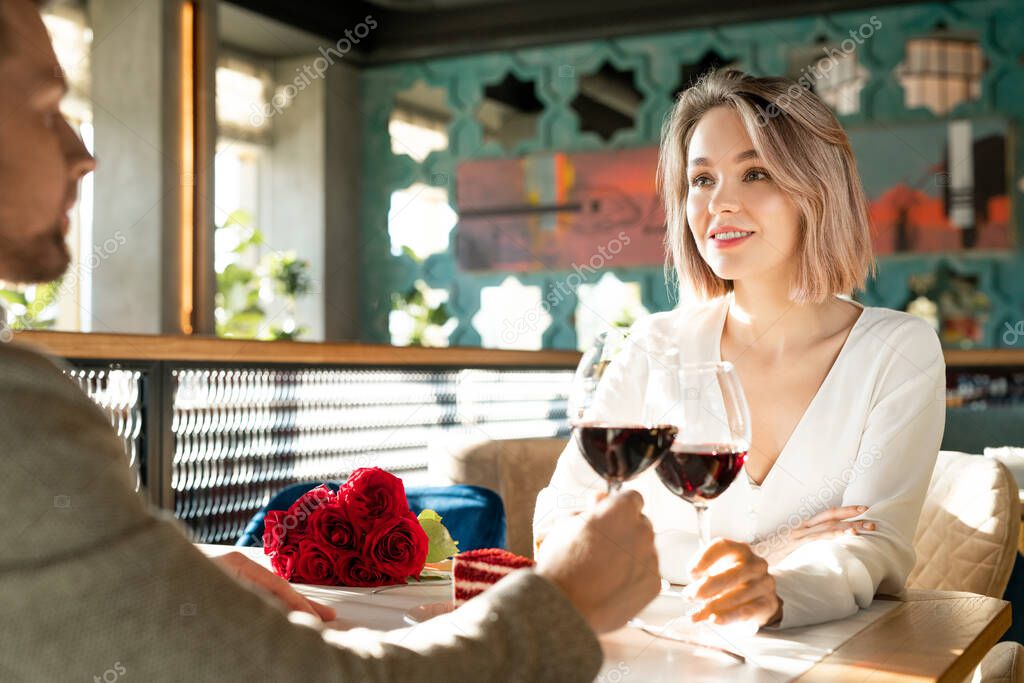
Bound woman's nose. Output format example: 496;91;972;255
707;180;741;215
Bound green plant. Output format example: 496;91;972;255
215;210;312;340
390;248;452;347
0;279;63;330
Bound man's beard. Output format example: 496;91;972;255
0;225;71;284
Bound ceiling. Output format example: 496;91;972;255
225;0;932;66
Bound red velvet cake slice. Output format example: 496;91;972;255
452;549;535;606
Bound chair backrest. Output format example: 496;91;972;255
908;450;1021;598
430;437;566;557
971;641;1024;683
236;482;506;552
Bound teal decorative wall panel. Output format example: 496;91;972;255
360;0;1024;349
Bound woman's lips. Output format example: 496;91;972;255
708;231;753;249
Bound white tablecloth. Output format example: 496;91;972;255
199;545;899;682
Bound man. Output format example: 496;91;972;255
0;1;660;680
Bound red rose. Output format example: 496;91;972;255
263;510;293;551
287;484;337;523
292;539;342;586
342;468;407;521
365;512;429;580
308;503;360;551
338;554;402;587
269;543;299;580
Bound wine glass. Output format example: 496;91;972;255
568;331;678;494
655;361;751;548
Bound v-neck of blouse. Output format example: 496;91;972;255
711;294;870;489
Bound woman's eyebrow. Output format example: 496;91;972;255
688;148;760;168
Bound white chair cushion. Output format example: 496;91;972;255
909;450;1020;598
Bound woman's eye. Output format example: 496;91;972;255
690;175;711;188
745;168;769;182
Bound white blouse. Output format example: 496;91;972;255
534;294;946;629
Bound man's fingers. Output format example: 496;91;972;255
265;574;335;620
308;598;338;621
803;505;868;527
225;553;336;621
596;489;644;519
613;489;645;513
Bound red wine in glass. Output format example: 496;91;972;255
656;443;748;503
573;423;678;492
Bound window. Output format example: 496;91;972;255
896;35;986;116
788;43;868;116
575;273;648;350
390;81;451;162
215;56;317;341
473;277;550;350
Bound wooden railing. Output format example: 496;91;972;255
16;330;1023;368
14;331;582;367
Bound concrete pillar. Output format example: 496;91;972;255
323;61;362;341
264;57;361;342
267;57;326;341
89;0;168;333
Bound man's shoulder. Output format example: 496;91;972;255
0;340;76;393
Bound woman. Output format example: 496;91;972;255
534;69;945;630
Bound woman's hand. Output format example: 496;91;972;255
753;506;875;565
213;551;337;622
684;539;782;627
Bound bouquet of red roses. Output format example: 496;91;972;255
262;467;459;587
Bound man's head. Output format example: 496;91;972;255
0;0;95;283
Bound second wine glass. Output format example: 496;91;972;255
655;361;752;548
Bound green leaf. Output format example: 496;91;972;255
401;245;422;263
418;509;460;563
0;290;27;307
426;304;450;326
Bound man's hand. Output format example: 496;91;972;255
684;539;781;627
535;490;660;634
212;552;336;622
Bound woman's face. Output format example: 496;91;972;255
684;105;802;286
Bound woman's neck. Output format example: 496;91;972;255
727;278;838;359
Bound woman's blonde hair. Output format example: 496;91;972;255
658;68;875;303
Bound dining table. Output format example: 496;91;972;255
199;544;1011;683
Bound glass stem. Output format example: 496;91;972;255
607;479;622;495
695;503;710;548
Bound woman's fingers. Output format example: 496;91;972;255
685;555;767;601
705;594;780;626
793;518;876;542
690;538;755;578
802;505;868;527
689;574;776;622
